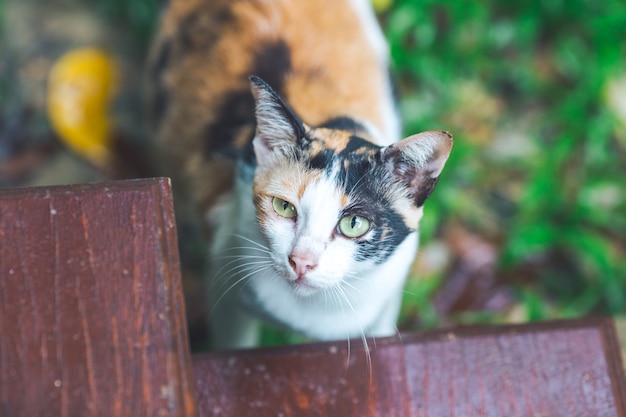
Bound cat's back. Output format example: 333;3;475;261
148;0;398;213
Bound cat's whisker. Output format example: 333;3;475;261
211;275;252;313
214;260;273;286
236;265;272;296
211;265;272;312
335;285;372;378
215;245;273;256
210;256;269;283
393;325;402;343
211;260;273;292
210;251;272;287
343;272;371;283
324;287;339;311
401;288;417;297
327;286;352;368
211;254;268;261
212;257;272;280
322;287;330;310
396;328;404;346
344;271;403;297
340;280;366;297
345;171;368;200
231;234;270;251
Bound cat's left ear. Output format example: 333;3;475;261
250;75;307;165
380;130;453;207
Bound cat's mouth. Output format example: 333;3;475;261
272;261;321;296
290;277;318;296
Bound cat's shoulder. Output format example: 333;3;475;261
148;0;398;155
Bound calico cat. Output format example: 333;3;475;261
148;0;452;349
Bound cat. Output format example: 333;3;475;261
147;0;452;349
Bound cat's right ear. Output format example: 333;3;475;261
381;130;453;207
250;75;307;165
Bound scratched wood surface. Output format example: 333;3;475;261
193;317;626;417
0;178;197;417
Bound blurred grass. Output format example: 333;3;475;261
385;0;626;324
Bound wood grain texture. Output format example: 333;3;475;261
0;178;197;417
193;317;626;417
616;316;626;370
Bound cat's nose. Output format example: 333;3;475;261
288;252;318;277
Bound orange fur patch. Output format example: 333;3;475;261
149;0;391;217
309;129;352;155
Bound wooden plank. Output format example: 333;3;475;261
617;316;626;371
0;178;197;417
193;317;626;417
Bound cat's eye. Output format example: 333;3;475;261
272;197;297;218
338;215;370;238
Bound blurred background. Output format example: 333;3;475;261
1;0;625;347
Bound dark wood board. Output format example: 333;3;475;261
3;178;626;417
193;317;626;417
0;178;197;417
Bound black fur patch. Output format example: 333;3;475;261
151;38;171;81
151;88;170;127
178;8;232;52
204;39;294;159
149;39;171;123
339;163;412;264
339;135;379;157
321;143;414;263
252;39;292;97
319;117;367;135
308;149;335;171
204;90;255;158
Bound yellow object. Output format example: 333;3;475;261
372;0;393;13
47;47;117;167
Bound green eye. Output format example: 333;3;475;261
272;197;297;218
338;215;370;238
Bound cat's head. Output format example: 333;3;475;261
249;76;452;296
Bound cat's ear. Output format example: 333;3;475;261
380;130;453;207
249;75;307;164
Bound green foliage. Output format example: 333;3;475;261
401;274;442;329
0;0;4;32
386;0;626;320
77;0;159;46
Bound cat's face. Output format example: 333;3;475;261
249;76;452;296
253;131;421;296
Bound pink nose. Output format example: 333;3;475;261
288;253;318;277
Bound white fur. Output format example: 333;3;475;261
347;0;401;146
347;0;388;61
271;176;359;290
208;168;417;348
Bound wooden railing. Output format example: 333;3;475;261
1;179;625;416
